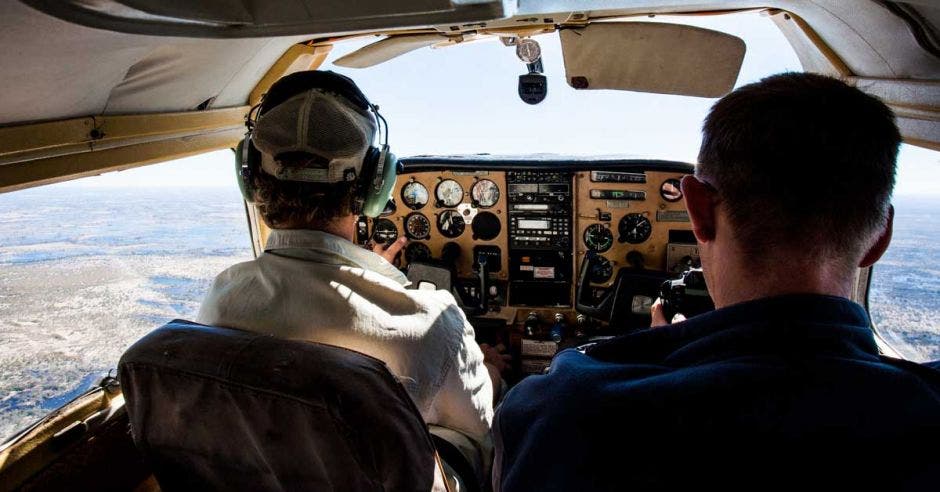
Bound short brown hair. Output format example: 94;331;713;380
698;72;900;263
252;156;358;229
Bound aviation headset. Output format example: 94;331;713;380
235;70;400;218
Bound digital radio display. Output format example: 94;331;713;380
518;219;550;229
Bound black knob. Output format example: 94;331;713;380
627;251;645;269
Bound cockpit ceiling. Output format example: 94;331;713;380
0;0;938;127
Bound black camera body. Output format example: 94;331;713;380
659;268;714;322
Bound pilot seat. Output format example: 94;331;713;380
118;320;453;491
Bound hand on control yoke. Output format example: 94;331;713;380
372;237;407;263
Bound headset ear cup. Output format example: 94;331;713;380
235;138;259;203
360;146;399;218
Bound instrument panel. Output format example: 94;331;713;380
367;166;694;288
361;159;698;375
371;171;511;279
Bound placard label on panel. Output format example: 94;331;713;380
657;210;690;222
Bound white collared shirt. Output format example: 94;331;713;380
196;229;494;445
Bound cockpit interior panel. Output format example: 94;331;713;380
360;158;697;379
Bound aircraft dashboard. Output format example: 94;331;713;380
359;157;698;379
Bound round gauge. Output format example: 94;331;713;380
618;213;652;244
435;179;464;207
380;198;397;217
401;181;429;210
371;218;398;244
437;210;466;238
589;256;613;284
404;212;431;240
583;224;614;253
404;242;431;264
471;211;501;241
471;179;500;208
660;178;683;202
516;38;542;63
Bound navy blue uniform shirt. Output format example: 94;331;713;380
493;294;940;491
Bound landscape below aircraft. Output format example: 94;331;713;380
0;0;937;490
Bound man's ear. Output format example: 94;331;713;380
859;205;893;268
681;175;718;243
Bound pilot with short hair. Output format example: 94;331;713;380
197;71;507;483
492;72;940;490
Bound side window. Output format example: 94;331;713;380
869;144;940;362
0;151;252;442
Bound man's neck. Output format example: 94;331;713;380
314;215;357;243
707;254;856;309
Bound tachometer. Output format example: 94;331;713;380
404;242;431;263
589;256;613;284
618;213;652;244
437;210;466;238
583;224;613;253
471;179;500;208
405;212;431;240
371;218;398;244
401;181;429;210
435;179;464;207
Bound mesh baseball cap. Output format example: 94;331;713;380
251;71;378;184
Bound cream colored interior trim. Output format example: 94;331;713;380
0;107;248;193
769;10;850;77
845;77;940;151
249;44;333;106
0;106;248;166
0;127;243;194
334;34;445;68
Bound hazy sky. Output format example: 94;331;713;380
65;12;938;195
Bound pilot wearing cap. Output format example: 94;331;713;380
197;71;506;481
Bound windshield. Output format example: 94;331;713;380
326;13;801;161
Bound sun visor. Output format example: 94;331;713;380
560;22;746;98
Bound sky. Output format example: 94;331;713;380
61;12;939;196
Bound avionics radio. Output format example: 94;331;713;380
506;171;573;306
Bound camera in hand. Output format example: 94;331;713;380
659;268;714;321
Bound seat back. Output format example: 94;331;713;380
118;320;438;491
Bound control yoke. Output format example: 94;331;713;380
575;251;614;321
